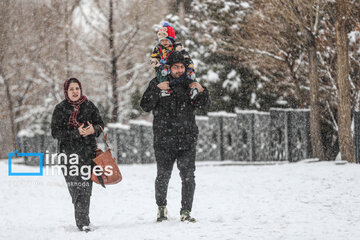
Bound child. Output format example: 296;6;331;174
151;22;196;84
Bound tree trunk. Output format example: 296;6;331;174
286;59;306;107
306;30;325;160
109;0;119;122
3;78;17;151
65;0;70;78
0;0;16;150
169;0;192;15
65;0;80;78
335;1;354;162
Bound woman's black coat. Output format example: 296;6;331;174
51;99;104;202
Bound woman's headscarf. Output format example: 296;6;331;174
64;78;88;128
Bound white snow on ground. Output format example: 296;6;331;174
1;160;360;240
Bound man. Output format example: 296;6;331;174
140;51;210;222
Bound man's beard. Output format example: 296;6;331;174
169;72;188;88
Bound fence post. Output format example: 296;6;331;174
270;108;312;162
107;123;131;164
195;116;210;161
236;110;271;161
354;112;360;163
207;113;223;161
129;120;155;164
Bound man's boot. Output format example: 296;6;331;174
180;210;196;222
157;206;168;222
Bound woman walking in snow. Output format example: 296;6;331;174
51;78;104;232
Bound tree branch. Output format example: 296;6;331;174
78;3;109;39
115;26;140;61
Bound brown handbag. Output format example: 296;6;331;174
91;126;122;186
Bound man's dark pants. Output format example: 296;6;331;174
154;145;196;212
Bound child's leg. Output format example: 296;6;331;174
186;68;197;82
186;68;198;100
156;70;168;83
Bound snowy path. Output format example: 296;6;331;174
1;160;360;240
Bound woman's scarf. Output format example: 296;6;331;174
64;78;88;128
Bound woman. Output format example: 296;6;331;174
51;78;104;232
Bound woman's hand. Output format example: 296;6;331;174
83;121;95;137
78;124;86;136
78;122;95;137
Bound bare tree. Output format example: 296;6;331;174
256;0;326;160
75;0;166;122
65;0;81;78
169;0;193;23
0;0;16;151
211;0;326;159
76;0;142;122
335;0;355;162
0;0;73;154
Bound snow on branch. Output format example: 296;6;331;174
73;39;111;68
238;46;285;62
70;64;108;76
115;26;140;61
79;3;109;39
326;100;338;131
116;63;146;79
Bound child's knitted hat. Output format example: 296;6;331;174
157;21;175;44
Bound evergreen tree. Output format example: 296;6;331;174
129;87;143;119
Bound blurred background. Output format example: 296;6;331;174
0;0;359;161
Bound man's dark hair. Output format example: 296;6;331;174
167;51;186;67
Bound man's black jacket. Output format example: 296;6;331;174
140;75;210;150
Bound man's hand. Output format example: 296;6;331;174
157;81;170;90
189;82;204;92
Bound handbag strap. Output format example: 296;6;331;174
98;125;111;150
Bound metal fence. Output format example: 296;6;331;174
19;108;315;165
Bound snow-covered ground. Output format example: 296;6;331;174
1;159;360;240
